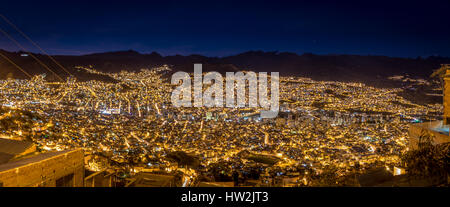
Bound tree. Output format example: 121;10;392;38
401;129;450;185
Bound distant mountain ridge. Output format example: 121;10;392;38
0;49;449;87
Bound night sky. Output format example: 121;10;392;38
0;0;449;57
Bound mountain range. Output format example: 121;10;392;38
1;49;449;88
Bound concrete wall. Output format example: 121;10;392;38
409;121;450;150
0;149;84;187
444;76;450;124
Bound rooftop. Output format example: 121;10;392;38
0;138;34;155
0;149;77;172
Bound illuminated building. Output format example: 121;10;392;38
409;65;450;149
0;149;84;187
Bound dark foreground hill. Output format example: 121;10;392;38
0;49;449;88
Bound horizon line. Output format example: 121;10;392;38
0;48;449;60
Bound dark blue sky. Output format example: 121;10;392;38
0;0;449;57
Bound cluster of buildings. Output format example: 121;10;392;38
0;65;446;186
